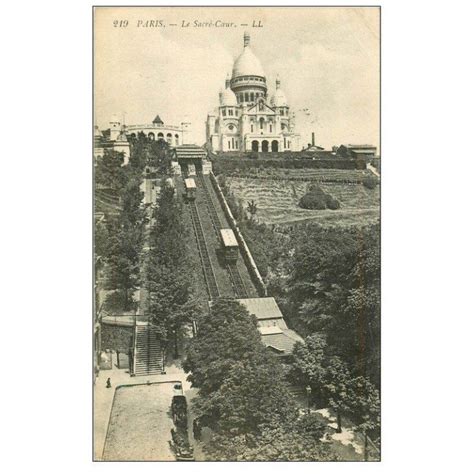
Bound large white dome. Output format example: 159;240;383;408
231;32;265;79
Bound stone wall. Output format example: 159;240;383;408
101;323;134;354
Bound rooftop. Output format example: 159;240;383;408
236;297;284;320
184;178;196;189
175;145;207;160
220;228;238;247
261;328;304;355
152;114;164;125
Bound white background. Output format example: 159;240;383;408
1;0;473;472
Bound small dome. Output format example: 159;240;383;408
271;89;288;107
232;33;265;79
271;76;288;107
220;87;237;106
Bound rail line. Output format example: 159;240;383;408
188;201;220;299
226;263;248;298
196;172;248;298
195;172;222;238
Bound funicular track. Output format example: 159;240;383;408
189;201;220;299
226;263;248;298
196;172;248;298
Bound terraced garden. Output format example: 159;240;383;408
226;176;380;227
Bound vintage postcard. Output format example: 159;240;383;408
94;6;380;461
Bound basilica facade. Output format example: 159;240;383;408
206;32;300;153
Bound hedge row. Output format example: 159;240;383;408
212;158;366;174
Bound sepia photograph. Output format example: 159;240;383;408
93;5;380;462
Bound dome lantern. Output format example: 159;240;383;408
244;31;250;47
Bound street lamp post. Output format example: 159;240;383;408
305;385;312;414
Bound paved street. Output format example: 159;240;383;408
94;362;193;461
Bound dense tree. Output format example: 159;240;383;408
183;298;339;461
193;352;298;434
183;299;265;395
95;150;126;191
290;333;327;401
345;375;381;459
286;224;381;384
323;356;353;433
205;422;336;461
144;180;196;352
103;223;140;310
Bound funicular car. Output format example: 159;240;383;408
184;178;196;201
220;228;239;264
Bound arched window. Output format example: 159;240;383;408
250;92;254;102
245;92;249;102
222;109;226;116
269;122;273;133
250;122;254;133
158;132;164;138
148;132;155;141
259;117;265;130
252;140;259;152
281;123;286;131
271;140;279;152
166;133;172;144
262;140;269;152
174;134;179;145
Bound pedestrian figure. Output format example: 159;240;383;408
193;418;202;441
106;377;111;388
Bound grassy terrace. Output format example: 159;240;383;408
226;177;380;227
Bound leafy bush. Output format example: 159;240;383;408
298;185;340;210
362;176;378;189
299;193;327;210
327;197;341;210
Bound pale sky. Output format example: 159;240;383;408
95;6;380;151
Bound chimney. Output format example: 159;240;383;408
312;132;315;146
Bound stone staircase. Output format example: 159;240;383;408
133;322;165;376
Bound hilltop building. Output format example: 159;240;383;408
94;115;130;164
94;114;190;164
206;32;300;153
334;144;377;158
